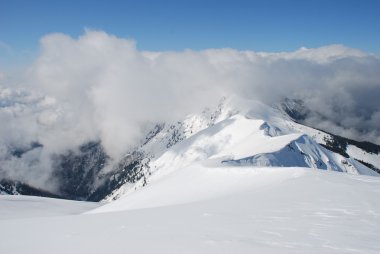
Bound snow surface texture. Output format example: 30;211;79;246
1;167;380;254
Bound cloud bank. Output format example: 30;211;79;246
1;30;380;188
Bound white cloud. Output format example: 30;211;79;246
1;30;380;188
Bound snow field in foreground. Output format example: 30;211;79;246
1;166;380;254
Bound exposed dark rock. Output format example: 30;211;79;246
10;142;43;158
51;141;109;200
355;160;380;174
88;151;150;201
280;98;310;121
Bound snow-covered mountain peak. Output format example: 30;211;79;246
103;96;378;200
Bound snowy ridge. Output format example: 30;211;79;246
278;101;380;173
105;97;378;200
103;98;235;200
222;134;377;176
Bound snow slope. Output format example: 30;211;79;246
0;195;99;220
346;145;380;170
1;166;380;254
141;103;377;187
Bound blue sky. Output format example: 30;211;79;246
1;0;380;67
